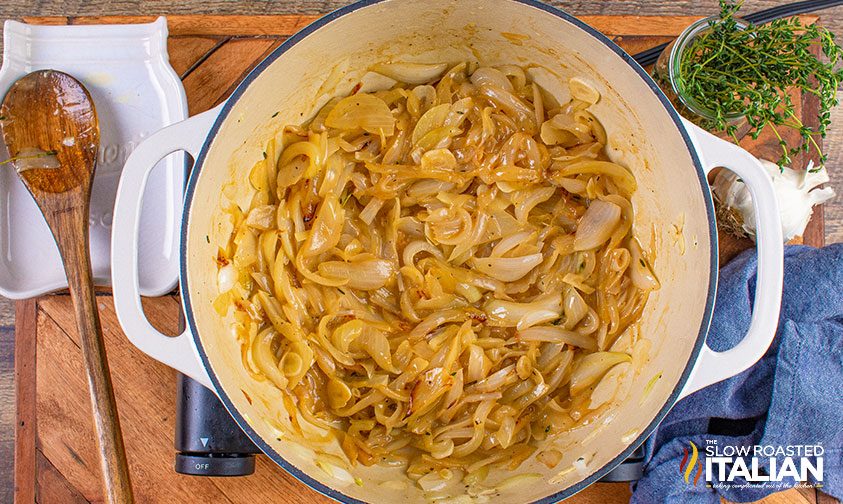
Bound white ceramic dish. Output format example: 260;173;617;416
0;17;186;299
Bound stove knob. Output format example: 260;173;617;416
174;453;256;477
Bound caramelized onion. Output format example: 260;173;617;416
318;257;395;290
326;94;395;136
219;62;657;487
371;62;448;84
517;326;597;350
472;253;543;282
574;200;621;251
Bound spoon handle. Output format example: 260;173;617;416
49;201;135;504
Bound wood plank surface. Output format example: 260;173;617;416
2;7;840;504
0;326;15;503
21;14;705;37
13;300;36;504
182;37;280;115
36;451;90;504
168;36;225;78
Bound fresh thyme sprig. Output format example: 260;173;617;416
676;0;843;169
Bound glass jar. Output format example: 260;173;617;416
653;16;749;132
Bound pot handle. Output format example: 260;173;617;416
111;105;223;391
678;120;783;399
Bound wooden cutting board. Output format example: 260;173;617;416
13;13;830;504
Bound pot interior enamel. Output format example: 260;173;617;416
181;0;716;501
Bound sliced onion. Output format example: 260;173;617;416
354;328;397;372
569;77;601;104
412;103;450;145
408;309;464;339
402;240;445;267
514;187;556;222
629;238;660;290
245;205;276;230
217;264;236;293
562;287;588;329
302;194;344;257
325;94;395;136
484;294;561;327
421;148;457;171
537;449;563;469
550;113;593;142
12;147;60;171
442;369;464;409
359;197;385;225
318;257;394;290
417;468;450;492
555;176;588;194
574;200;621;251
554;161;637;195
517;326;597;350
491;231;534;258
406;179;455;201
233;227;258;268
470;67;514;92
466;344;491;383
455;283;482;303
516;310;559;331
332;319;363;353
570;351;631;396
445;97;474;129
472;253;543;282
314;456;355;486
408;85;436;117
468;364;517;393
496;415;516;449
479;85;534;121
495;473;543;491
372;62;448;85
540;119;578;147
251;328;287;389
589;362;629;409
409;367;451;417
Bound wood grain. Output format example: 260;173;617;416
1;71;134;504
21;14;705;37
37;296;233;503
0;71;134;504
824;104;843;244
797;40;825;249
36;450;91;504
167;36;225;78
182;37;279;115
13;300;36;504
0;326;12;504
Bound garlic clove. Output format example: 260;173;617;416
712;158;835;243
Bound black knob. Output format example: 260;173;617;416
175;453;256;477
174;373;260;476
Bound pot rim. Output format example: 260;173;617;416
179;1;719;502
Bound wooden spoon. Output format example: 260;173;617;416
1;70;134;504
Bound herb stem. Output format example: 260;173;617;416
672;0;842;168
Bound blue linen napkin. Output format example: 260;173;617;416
630;244;843;503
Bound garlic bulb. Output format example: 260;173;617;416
712;159;835;242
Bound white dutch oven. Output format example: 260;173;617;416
111;1;784;502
